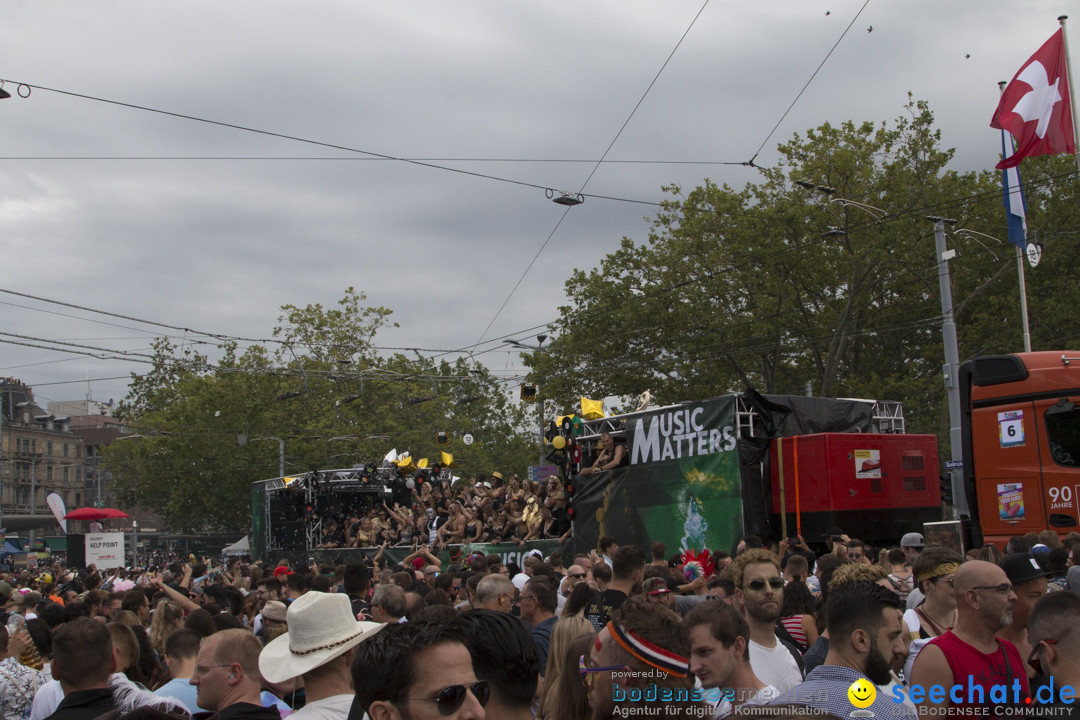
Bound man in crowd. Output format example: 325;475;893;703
706;577;735;605
642;576;675;611
1027;592;1080;708
260;592;384;720
997;553;1048;679
475;574;515;614
901;532;926;609
154;629;203;713
585;545;645;632
120;589;150;627
909;560;1029;712
519;578;557;674
454;610;538;720
353;622;488;720
46;618;117;720
730;549;803;692
0;624;46;720
587;602;705;719
560;565;587;597
771;580;913;720
684;600;776;716
191;628;280;720
598;536;618;567
343;562;373;621
370;584;407;624
253;578;283;636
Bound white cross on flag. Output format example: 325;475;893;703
990;28;1075;169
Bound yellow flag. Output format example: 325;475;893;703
441;451;456;467
581;397;605;420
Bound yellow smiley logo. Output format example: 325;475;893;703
847;678;876;709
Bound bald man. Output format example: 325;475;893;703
908;561;1028;712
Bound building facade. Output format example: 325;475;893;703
1;379;86;529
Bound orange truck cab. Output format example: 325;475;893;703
959;352;1080;547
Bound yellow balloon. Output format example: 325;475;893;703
553;435;567;450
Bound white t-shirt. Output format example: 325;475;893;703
288;693;354;720
748;638;801;693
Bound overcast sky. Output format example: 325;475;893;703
1;1;1074;411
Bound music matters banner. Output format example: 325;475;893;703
575;396;743;555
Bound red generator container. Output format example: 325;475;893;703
769;433;942;545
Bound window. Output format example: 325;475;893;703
63;443;69;458
47;442;53;456
62;467;69;483
1046;402;1080;467
47;466;53;482
30;440;36;453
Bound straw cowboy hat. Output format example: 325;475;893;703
259;591;384;683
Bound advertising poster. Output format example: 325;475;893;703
997;483;1025;520
854;449;882;479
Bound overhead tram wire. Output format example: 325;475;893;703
0;81;724;210
745;0;874;167
471;0;714;349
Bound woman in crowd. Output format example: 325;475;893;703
778;579;818;653
538;625;595;720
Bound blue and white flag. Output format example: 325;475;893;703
1000;130;1028;249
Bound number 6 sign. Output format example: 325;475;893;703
998;410;1025;448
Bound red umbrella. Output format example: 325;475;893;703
63;507;131;521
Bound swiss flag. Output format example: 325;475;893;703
990;29;1075;169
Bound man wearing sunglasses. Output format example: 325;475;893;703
908;560;1029;713
1026;591;1080;710
352;622;487;720
731;549;803;693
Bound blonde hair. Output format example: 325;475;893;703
148;600;184;656
539;618;595;720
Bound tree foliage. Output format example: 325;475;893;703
105;288;535;533
528;100;1080;439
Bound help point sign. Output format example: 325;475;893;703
85;533;125;569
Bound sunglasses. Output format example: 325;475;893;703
1027;639;1056;676
570;573;586;579
971;583;1013;595
579;655;631;688
745;577;784;592
393;681;490;716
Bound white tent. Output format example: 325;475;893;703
222;536;250;556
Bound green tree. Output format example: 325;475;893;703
527;101;1028;438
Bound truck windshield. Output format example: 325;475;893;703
1046;402;1080;467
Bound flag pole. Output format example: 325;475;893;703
1060;16;1080;172
999;81;1033;352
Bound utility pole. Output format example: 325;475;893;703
930;216;967;517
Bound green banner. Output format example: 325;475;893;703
574;396;743;555
307;539;562;568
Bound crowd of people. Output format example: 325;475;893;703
314;470;574;550
0;525;1078;720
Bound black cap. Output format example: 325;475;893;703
1001;553;1049;585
